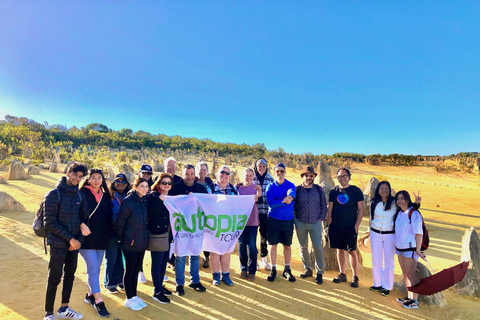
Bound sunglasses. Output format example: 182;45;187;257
160;181;172;185
304;174;315;178
115;180;128;184
220;171;230;175
276;170;285;174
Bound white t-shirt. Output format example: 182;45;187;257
371;201;397;231
395;207;423;250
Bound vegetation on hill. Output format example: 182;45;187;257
0;115;478;172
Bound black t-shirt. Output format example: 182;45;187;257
329;185;364;227
170;181;208;196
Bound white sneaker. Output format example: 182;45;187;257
44;315;56;320
124;297;143;311
138;271;147;283
256;261;260;271
261;257;272;271
133;296;147;308
56;307;84;319
164;275;169;282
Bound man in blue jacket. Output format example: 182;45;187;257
265;163;296;282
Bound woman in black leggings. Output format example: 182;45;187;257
115;178;149;311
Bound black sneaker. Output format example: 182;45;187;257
118;284;124;291
162;285;172;296
84;293;95;308
267;268;277;282
370;286;382;292
315;273;323;285
333;273;347;283
94;301;110;318
381;289;390;296
153;293;170;304
188;282;206;292
176;285;185;296
282;269;296;282
396;297;410;304
350;276;359;288
402;299;419;309
300;269;313;278
107;287;118;294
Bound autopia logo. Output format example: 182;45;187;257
173;207;247;238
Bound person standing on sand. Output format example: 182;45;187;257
78;169;113;318
253;158;275;271
294;166;327;285
394;190;427;309
43;162;89;320
369;181;421;297
210;165;239;286
195;161;214;268
137;164;154;284
115;178;150;311
170;164;208;296
235;168;262;282
327;168;364;288
265;163;296;283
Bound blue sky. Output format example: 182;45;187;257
0;1;479;156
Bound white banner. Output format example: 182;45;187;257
163;194;255;256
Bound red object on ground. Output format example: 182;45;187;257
408;261;469;295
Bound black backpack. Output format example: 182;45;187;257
33;189;60;254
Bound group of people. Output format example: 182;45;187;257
42;157;426;320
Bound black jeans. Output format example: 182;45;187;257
259;214;269;257
123;250;145;299
151;250;169;295
45;246;79;313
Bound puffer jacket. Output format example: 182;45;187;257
44;177;87;249
146;190;173;243
115;189;149;252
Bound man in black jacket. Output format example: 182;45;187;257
43;162;88;320
170;164;208;296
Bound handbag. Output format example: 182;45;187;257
147;225;170;252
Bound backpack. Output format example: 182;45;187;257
396;208;429;252
33;189;60;254
410;208;429;251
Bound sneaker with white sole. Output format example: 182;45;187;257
133;296;147;308
57;307;84;319
396;297;411;304
402;299;419;309
164;275;169;282
138;271;147;283
124;297;143;311
153;292;170;304
44;315;56;320
260;257;272;271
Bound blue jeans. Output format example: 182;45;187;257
238;226;258;274
79;249;105;294
151;250;169;294
104;236;124;289
175;255;200;286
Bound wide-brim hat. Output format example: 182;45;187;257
300;166;317;177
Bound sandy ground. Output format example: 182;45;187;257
1;164;480;320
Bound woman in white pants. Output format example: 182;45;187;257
369;181;420;296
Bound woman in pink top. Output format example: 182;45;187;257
236;168;262;281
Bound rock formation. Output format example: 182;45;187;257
0;191;26;212
7;159;28;180
27;166;41;175
453;227;480;297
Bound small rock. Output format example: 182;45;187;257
0;191;27;212
27;166;41;175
